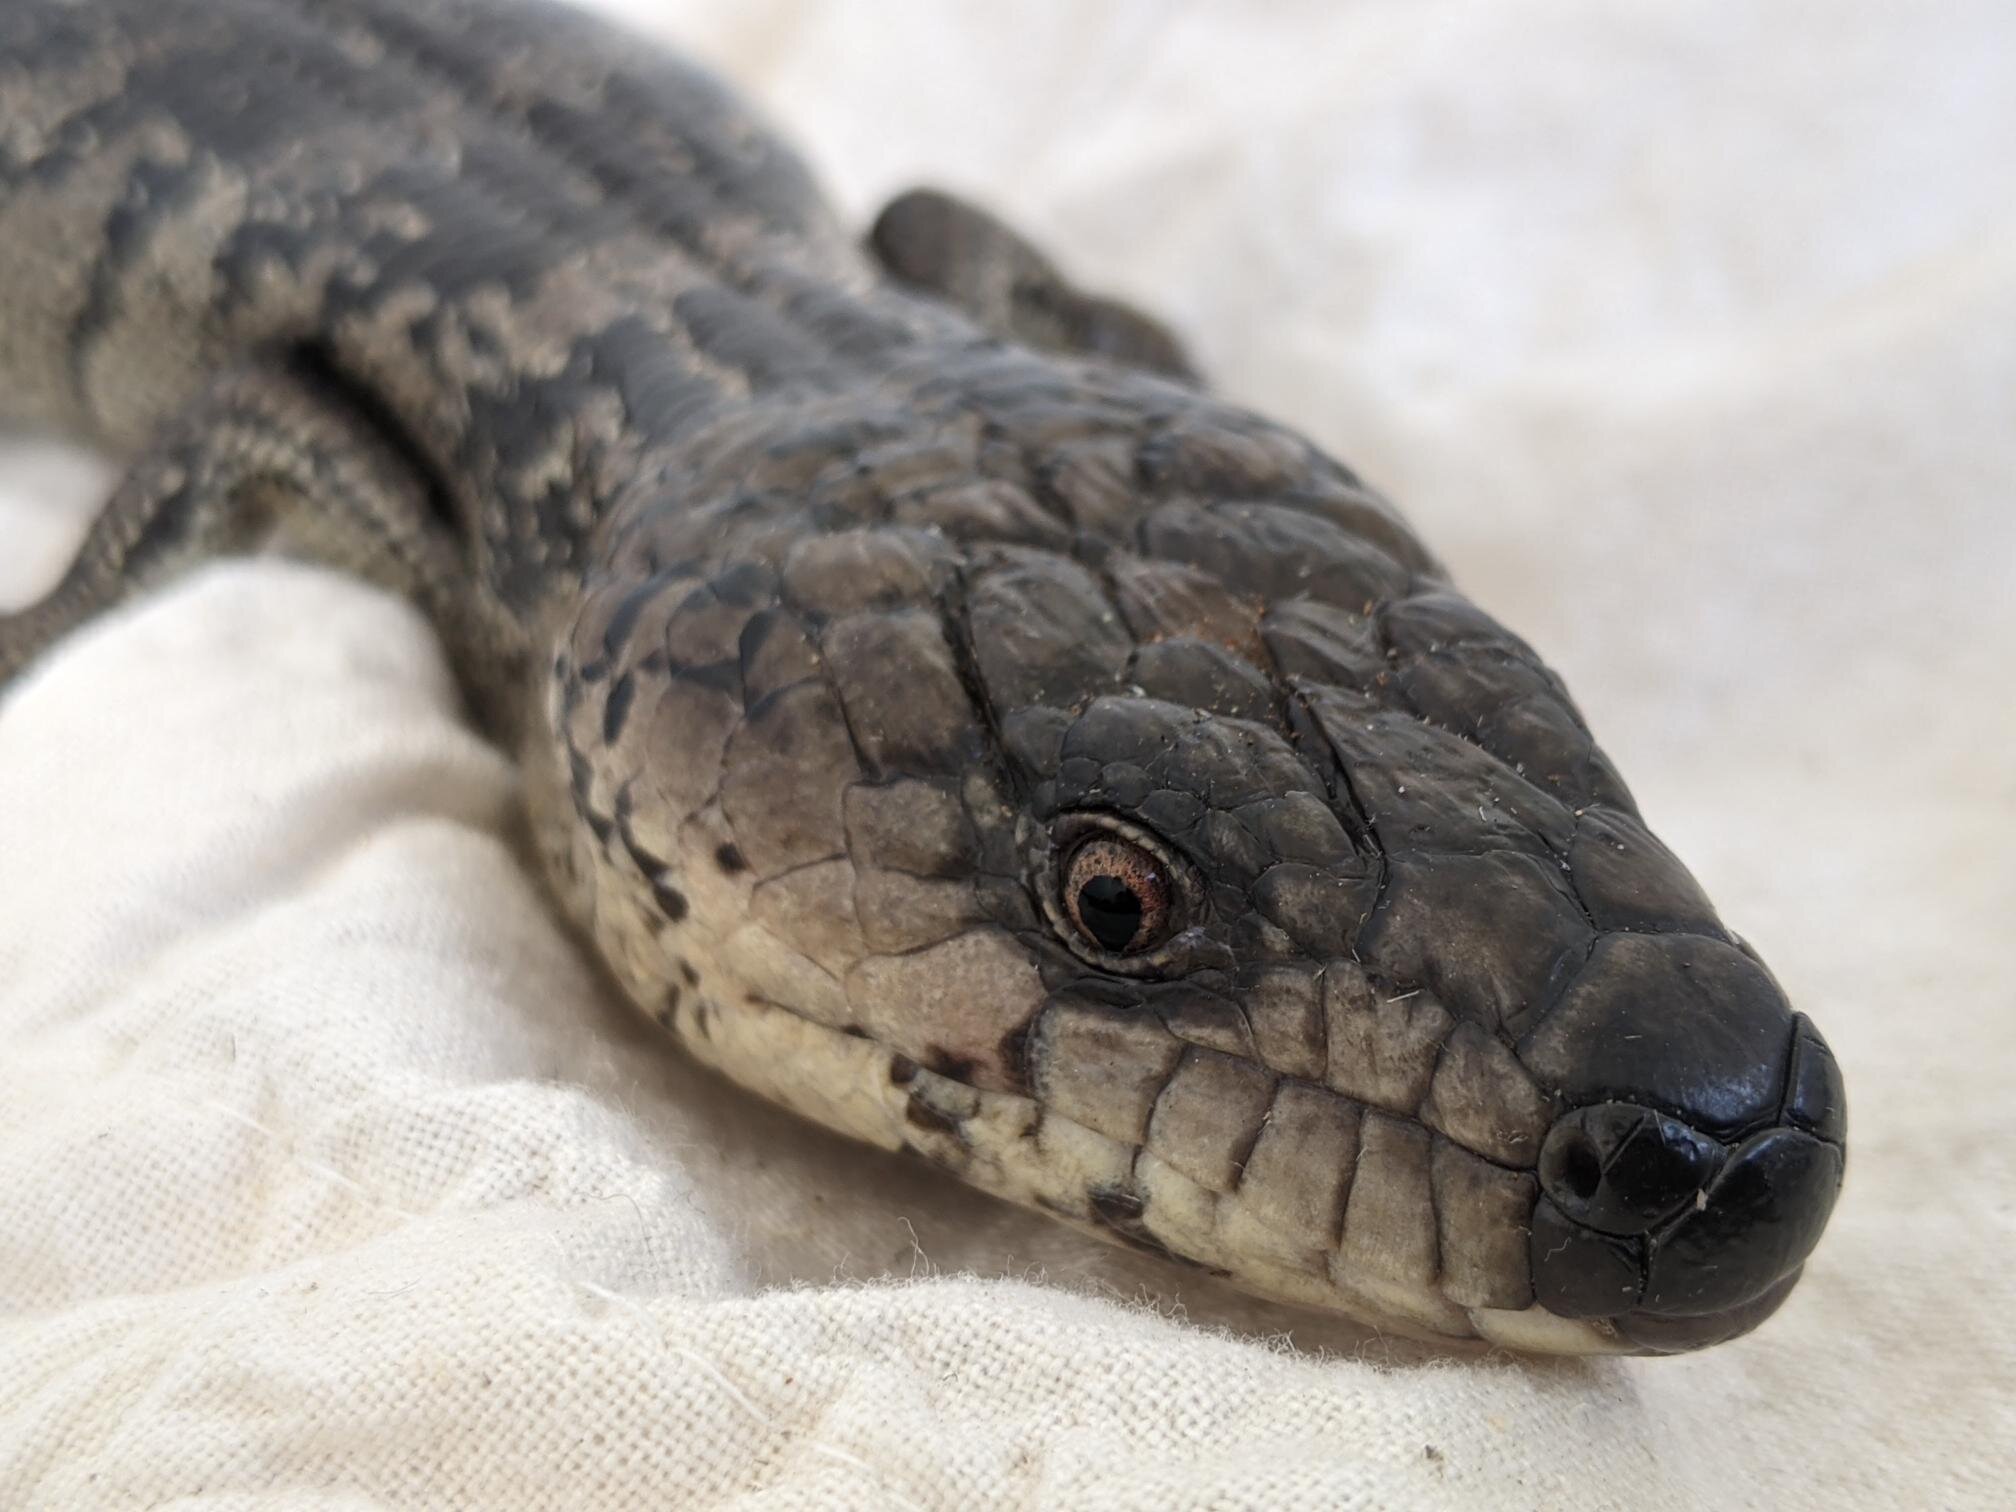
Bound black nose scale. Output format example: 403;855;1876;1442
1526;999;1846;1349
1540;1102;1725;1237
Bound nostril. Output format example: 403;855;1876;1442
1539;1102;1725;1236
1553;1132;1605;1203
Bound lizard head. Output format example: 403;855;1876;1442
540;374;1844;1354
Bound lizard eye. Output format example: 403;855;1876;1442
1062;834;1177;954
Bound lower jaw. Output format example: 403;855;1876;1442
611;922;1798;1359
650;978;1651;1354
1608;1267;1806;1353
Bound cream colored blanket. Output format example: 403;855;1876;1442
3;2;2010;1506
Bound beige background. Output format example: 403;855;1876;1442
3;1;2012;1506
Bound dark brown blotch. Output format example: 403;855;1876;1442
602;669;639;744
1090;1185;1147;1226
904;1092;964;1137
996;1020;1037;1095
926;1046;980;1084
1088;1185;1229;1275
654;984;682;1028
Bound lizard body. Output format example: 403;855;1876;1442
0;0;1844;1354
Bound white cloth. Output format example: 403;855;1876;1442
3;2;2011;1506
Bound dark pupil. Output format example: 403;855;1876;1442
1077;875;1144;952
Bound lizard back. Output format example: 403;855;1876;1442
0;0;958;611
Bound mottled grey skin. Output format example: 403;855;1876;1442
0;0;1844;1354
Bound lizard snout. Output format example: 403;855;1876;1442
1524;1016;1845;1352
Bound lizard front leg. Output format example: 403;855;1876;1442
0;362;497;697
869;188;1198;380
